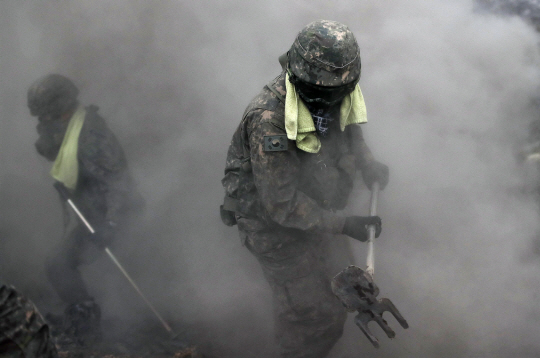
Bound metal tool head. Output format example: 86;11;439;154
331;265;409;348
331;265;379;311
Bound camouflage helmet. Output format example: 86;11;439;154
289;20;361;87
27;74;79;117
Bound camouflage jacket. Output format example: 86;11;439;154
0;284;58;357
222;71;375;234
36;105;139;225
71;105;139;224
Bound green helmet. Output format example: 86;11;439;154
27;74;79;118
288;20;361;88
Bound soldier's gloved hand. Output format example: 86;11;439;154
92;221;117;249
342;216;382;242
362;160;389;190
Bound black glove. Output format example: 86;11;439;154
362;160;389;190
91;221;117;249
342;216;382;242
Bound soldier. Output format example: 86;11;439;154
221;20;389;357
0;282;58;357
27;74;141;345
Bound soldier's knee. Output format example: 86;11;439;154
278;290;346;332
328;307;347;337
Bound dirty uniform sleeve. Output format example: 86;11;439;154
348;124;375;170
222;124;245;199
0;285;58;357
248;109;346;233
78;126;130;223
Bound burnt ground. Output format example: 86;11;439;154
52;306;275;358
57;348;197;358
52;320;202;358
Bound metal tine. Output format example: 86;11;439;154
380;298;410;329
356;306;396;341
373;313;396;338
332;265;409;347
354;313;380;348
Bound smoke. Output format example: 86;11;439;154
1;0;540;357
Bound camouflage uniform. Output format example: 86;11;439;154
222;70;377;357
41;105;139;305
0;283;58;357
222;20;388;356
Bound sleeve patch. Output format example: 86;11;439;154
263;135;288;152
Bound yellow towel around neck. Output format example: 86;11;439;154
50;106;86;189
284;73;367;153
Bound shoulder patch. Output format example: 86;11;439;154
263;135;288;152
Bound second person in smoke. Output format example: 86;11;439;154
27;74;142;345
221;20;389;357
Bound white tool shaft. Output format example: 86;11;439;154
65;195;173;334
67;199;95;234
366;182;380;276
104;248;173;333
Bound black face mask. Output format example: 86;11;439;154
34;119;68;161
288;70;358;107
305;101;341;137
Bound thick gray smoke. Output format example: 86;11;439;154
2;0;540;357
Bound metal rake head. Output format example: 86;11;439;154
331;265;409;348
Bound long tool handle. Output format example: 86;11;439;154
103;247;173;333
366;182;380;276
53;181;173;334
